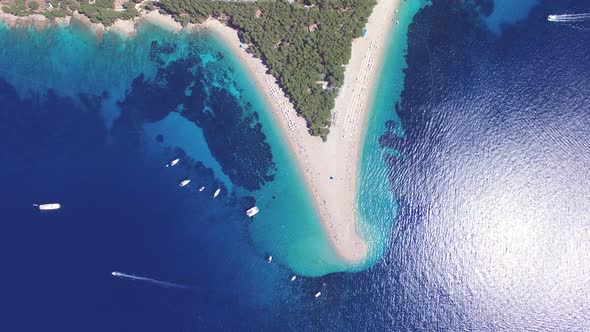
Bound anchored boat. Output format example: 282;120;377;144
213;188;221;198
246;206;259;217
179;179;191;187
167;158;180;167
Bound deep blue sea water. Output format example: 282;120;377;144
2;0;590;330
0;22;327;330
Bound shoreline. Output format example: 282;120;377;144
203;0;401;263
0;10;182;37
0;1;400;264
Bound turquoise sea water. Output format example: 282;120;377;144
0;16;360;279
0;2;428;279
0;4;428;328
485;0;539;34
355;0;429;269
149;34;347;276
5;0;582;329
0;19;340;329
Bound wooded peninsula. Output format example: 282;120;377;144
1;0;377;140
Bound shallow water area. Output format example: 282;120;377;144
354;0;429;271
347;0;590;330
2;0;587;329
0;19;342;329
485;0;539;34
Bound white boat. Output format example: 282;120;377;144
34;203;61;211
267;255;273;264
547;13;590;22
179;179;191;187
314;292;322;298
213;188;221;198
246;206;259;217
167;158;180;167
290;275;297;282
199;186;205;192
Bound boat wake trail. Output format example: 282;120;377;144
111;271;191;289
547;13;590;22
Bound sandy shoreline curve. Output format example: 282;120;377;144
202;0;401;263
0;0;400;264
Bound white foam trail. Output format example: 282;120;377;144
548;13;590;22
111;271;191;289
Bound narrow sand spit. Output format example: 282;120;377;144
203;0;401;263
0;0;401;263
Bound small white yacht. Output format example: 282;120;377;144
167;158;180;167
179;179;191;187
314;292;322;298
246;206;259;217
213;188;221;198
199;186;205;192
290;275;297;282
34;203;61;211
267;255;273;264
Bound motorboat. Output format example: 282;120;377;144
267;255;273;264
167;158;180;167
34;203;61;211
199;186;205;192
246;206;259;217
290;275;297;282
179;179;191;187
213;188;221;198
314;292;322;298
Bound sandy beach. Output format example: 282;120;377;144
0;12;70;29
0;7;181;37
0;0;400;263
203;0;401;263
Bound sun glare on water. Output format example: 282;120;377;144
444;143;590;325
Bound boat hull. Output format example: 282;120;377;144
37;203;61;211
